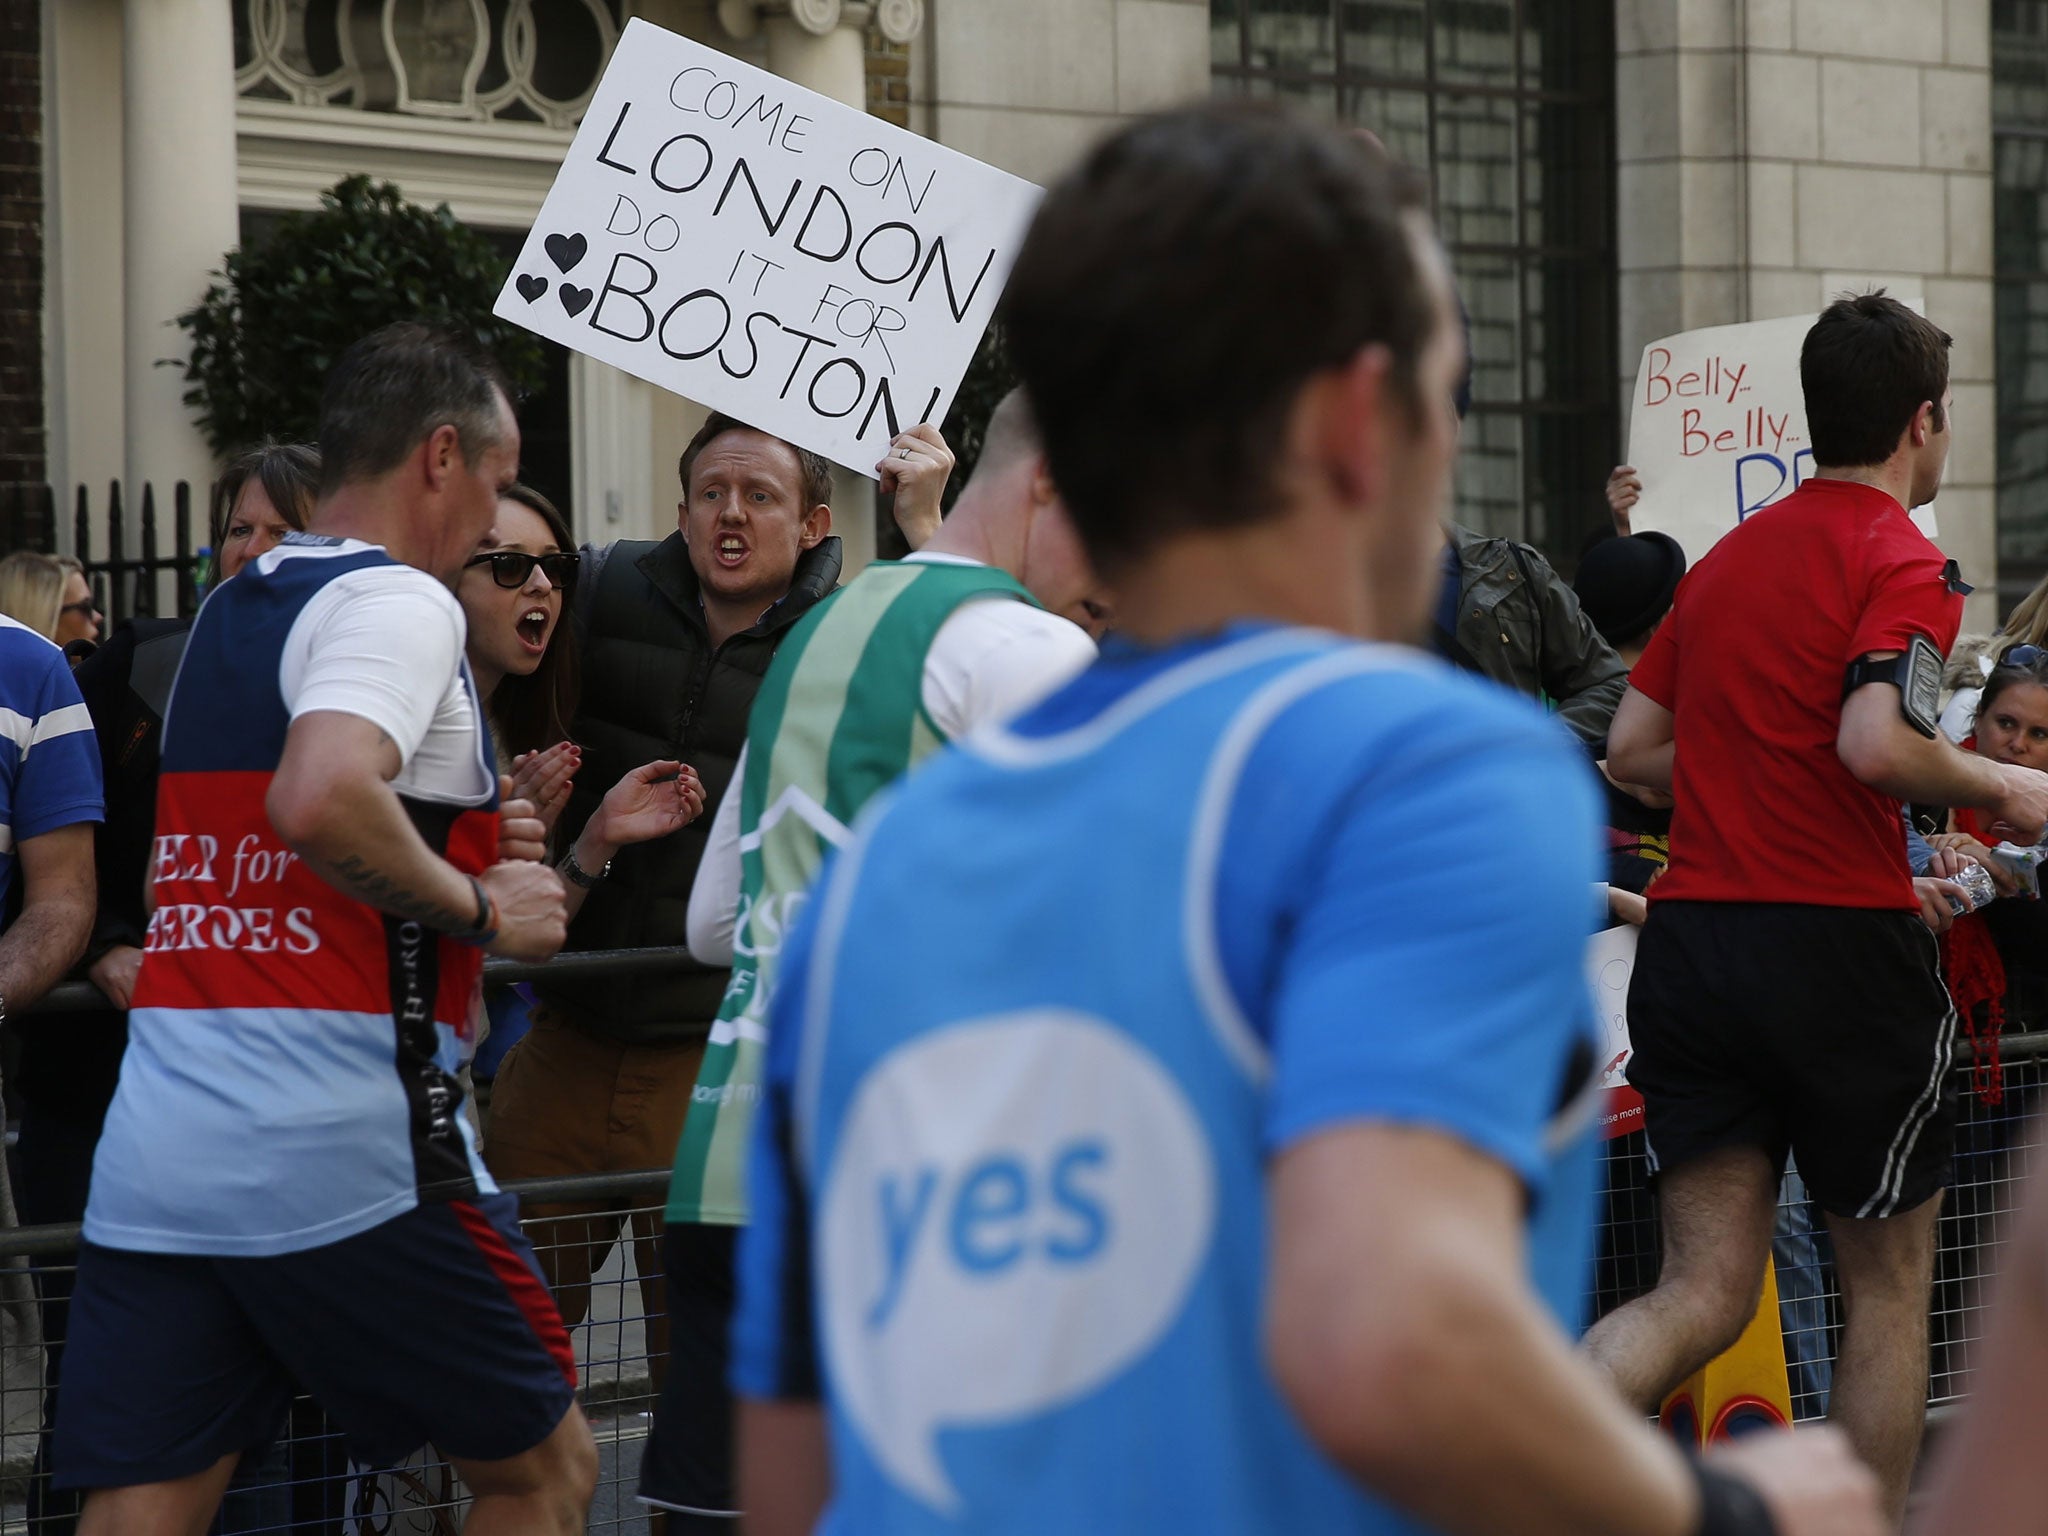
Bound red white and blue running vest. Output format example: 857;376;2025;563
84;536;502;1256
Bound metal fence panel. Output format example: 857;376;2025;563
1589;1034;2048;1423
0;1177;670;1536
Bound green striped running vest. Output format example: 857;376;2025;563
665;559;1036;1226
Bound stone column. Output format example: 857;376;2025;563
717;0;926;578
121;0;238;494
719;0;924;106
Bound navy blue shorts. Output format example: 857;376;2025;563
53;1191;578;1491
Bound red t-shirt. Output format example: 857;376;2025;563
1632;478;1963;910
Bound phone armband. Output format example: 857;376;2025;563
1843;634;1943;740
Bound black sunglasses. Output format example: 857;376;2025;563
58;598;100;618
1999;643;2046;669
466;551;579;590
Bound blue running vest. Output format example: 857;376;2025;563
743;625;1605;1535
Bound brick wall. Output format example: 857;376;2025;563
0;0;40;502
865;24;910;127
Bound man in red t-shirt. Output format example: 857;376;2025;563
1581;292;2048;1520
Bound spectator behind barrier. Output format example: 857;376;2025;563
1573;529;1686;895
0;552;100;657
453;484;707;1116
486;409;950;1390
39;441;319;1534
1926;649;2048;1014
1936;568;2048;742
1432;520;1629;754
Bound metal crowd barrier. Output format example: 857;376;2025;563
8;962;2047;1529
0;1170;671;1535
1591;1027;2048;1426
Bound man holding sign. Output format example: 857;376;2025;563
1584;293;2048;1522
491;19;1039;481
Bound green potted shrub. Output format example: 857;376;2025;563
177;175;546;455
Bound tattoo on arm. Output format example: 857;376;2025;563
319;853;471;932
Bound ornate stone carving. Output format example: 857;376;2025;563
235;0;622;129
717;0;922;44
874;0;923;44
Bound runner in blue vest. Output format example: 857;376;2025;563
728;104;1885;1536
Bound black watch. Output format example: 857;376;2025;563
561;848;611;890
1689;1461;1779;1536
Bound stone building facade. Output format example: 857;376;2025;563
13;0;2048;620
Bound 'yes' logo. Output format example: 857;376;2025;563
818;1011;1214;1515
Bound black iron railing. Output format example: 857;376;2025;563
0;481;206;625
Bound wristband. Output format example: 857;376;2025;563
457;875;499;947
1690;1461;1779;1536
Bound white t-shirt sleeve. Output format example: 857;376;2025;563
921;599;1098;738
280;566;468;763
687;743;747;966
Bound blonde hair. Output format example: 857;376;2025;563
2001;573;2048;650
0;551;77;641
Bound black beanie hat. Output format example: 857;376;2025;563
1573;530;1687;648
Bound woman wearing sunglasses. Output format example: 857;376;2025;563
458;484;707;898
457;487;706;1125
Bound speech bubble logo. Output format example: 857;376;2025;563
818;1010;1215;1515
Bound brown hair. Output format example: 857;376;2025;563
1978;649;2048;723
209;442;322;554
1001;100;1434;575
677;412;832;511
317;322;510;495
1800;291;1951;469
484;484;582;758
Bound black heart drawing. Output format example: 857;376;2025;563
545;232;588;273
560;285;593;318
516;273;548;303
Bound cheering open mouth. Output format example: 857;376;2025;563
516;606;552;655
716;532;749;569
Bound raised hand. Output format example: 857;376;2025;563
1606;464;1642;534
496;777;550;864
507;740;580;836
591;760;706;850
877;423;955;551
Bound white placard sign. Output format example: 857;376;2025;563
494;19;1043;477
1626;311;1937;562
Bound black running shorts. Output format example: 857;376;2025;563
1625;900;1957;1220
